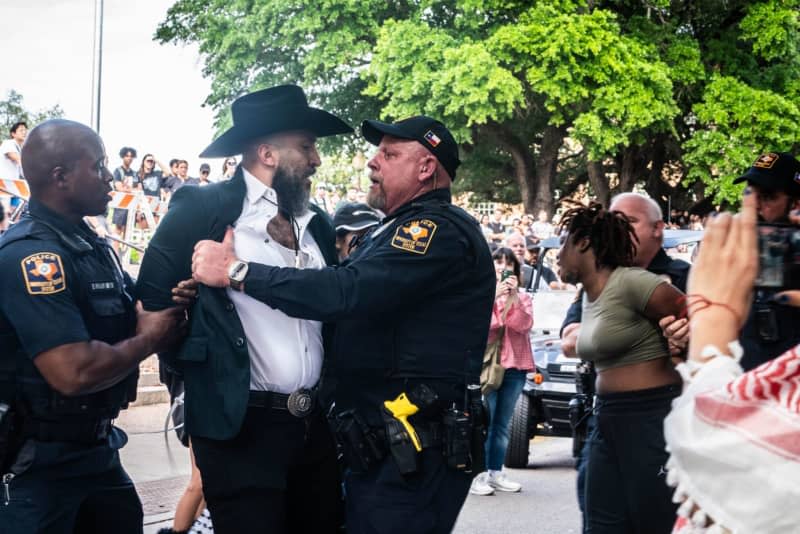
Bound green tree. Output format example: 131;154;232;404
156;0;800;213
680;1;800;205
0;90;64;136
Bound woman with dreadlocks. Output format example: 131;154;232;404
557;202;685;534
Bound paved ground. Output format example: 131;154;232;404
117;402;581;533
453;437;581;533
116;402;191;530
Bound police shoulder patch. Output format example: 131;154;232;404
21;252;67;295
391;219;438;255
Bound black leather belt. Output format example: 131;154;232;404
23;417;112;444
248;389;316;418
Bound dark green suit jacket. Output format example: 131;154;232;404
136;168;338;440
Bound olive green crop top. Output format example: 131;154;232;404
576;267;669;371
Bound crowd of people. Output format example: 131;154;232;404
0;81;799;534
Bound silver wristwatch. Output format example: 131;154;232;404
227;260;249;291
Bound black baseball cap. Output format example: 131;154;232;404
333;202;381;233
199;163;211;173
525;236;540;251
361;115;461;179
733;152;800;196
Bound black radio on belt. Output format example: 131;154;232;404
442;404;471;471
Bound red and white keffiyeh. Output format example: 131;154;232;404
665;343;800;534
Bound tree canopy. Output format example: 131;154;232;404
157;0;800;212
0;90;64;137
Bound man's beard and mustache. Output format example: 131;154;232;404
367;174;385;211
273;164;312;218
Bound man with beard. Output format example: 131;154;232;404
190;115;495;534
136;86;352;534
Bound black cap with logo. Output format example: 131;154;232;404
733;152;800;196
361;115;461;179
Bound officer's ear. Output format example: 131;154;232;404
51;165;69;189
419;155;437;182
653;219;665;240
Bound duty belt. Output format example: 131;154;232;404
374;422;444;450
22;417;112;444
248;389;316;418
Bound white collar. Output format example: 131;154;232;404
242;167;277;206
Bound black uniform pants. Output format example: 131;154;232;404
0;428;142;534
584;384;680;534
191;406;342;534
344;447;471;534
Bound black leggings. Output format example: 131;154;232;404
584;384;680;534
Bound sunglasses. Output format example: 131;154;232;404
226;161;236;166
201;170;209;175
144;159;154;164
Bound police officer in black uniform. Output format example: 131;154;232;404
0;119;187;533
191;116;495;534
731;152;800;371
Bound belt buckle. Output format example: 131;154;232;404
287;389;314;418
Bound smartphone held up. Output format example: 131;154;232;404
755;224;800;291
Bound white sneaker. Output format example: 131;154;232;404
488;470;522;492
469;472;495;496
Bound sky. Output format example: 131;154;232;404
0;0;219;176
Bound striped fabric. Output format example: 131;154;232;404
665;344;800;534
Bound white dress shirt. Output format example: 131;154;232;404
228;168;325;393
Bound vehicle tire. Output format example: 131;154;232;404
504;394;533;468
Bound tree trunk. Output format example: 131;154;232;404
587;160;610;207
644;137;674;216
618;145;641;193
533;125;566;217
486;122;536;212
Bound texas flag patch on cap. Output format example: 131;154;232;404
424;130;441;147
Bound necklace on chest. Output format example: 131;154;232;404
263;198;304;268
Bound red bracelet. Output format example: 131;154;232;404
677;294;742;325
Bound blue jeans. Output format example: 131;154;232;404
484;368;527;471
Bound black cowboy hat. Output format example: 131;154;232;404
200;85;353;157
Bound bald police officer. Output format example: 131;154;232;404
0;120;187;533
192;116;495;533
